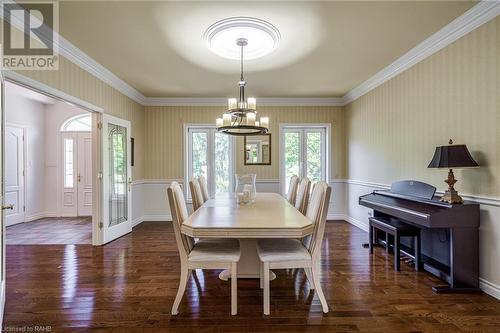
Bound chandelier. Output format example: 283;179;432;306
216;38;269;136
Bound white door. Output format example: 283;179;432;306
5;125;25;226
77;133;92;216
61;132;93;217
280;126;328;195
102;114;132;244
186;126;233;199
61;132;77;216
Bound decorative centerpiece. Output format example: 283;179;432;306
235;174;257;205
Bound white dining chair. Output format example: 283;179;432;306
257;181;331;315
189;178;205;211
167;181;241;315
295;177;311;215
198;175;210;202
286;175;299;206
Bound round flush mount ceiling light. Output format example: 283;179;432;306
204;17;280;60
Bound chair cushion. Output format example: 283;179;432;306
257;238;311;262
189;238;240;262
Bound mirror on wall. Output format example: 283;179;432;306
244;134;271;165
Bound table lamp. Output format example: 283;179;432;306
428;139;478;204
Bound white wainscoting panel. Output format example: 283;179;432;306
133;179;346;226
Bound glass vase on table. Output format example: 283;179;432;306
235;174;257;205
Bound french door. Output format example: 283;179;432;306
102;114;132;244
280;125;328;195
186;126;233;199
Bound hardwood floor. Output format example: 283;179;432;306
3;221;500;332
6;216;92;245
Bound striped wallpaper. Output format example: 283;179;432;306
144;105;345;180
15;57;146;180
345;16;499;198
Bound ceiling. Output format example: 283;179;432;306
6;82;56;105
59;1;476;98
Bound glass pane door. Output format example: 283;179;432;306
283;130;301;194
187;127;233;198
102;114;132;244
108;124;127;227
214;132;230;193
190;131;208;179
305;130;326;183
281;126;328;195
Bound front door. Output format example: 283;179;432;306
102;114;132;244
77;133;92;216
61;132;93;217
4;125;24;226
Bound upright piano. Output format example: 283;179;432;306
359;180;480;293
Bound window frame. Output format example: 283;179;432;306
184;124;235;201
60;114;92;132
63;137;75;189
279;123;331;195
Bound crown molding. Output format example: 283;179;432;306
58;35;146;105
3;1;498;107
2;1;146;105
342;1;500;105
144;97;344;107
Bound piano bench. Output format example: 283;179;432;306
368;217;421;272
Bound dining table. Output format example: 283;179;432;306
181;192;313;280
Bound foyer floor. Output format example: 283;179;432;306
3;221;500;332
6;216;92;245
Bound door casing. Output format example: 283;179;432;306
3;73;105;246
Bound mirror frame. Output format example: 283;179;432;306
244;133;271;166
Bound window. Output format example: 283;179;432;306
186;126;234;199
61;114;92;132
64;138;74;188
280;124;329;194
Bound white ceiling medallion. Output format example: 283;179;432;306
204;17;281;60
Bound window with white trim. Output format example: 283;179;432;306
61;114;91;132
63;138;75;188
185;126;234;199
280;124;329;194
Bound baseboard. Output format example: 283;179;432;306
479;278;500;300
327;214;345;221
25;211;57;222
132;216;144;228
133;214;172;228
0;280;5;330
329;214;369;233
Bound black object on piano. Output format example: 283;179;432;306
359;180;480;293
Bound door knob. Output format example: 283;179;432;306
2;204;14;210
77;174;81;182
128;178;132;192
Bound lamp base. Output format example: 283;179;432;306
440;168;463;204
440;188;463;204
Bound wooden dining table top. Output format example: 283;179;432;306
181;193;313;238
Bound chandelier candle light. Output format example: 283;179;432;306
215;37;269;136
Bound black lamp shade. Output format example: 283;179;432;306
428;144;479;168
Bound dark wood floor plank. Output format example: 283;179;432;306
3;221;499;332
